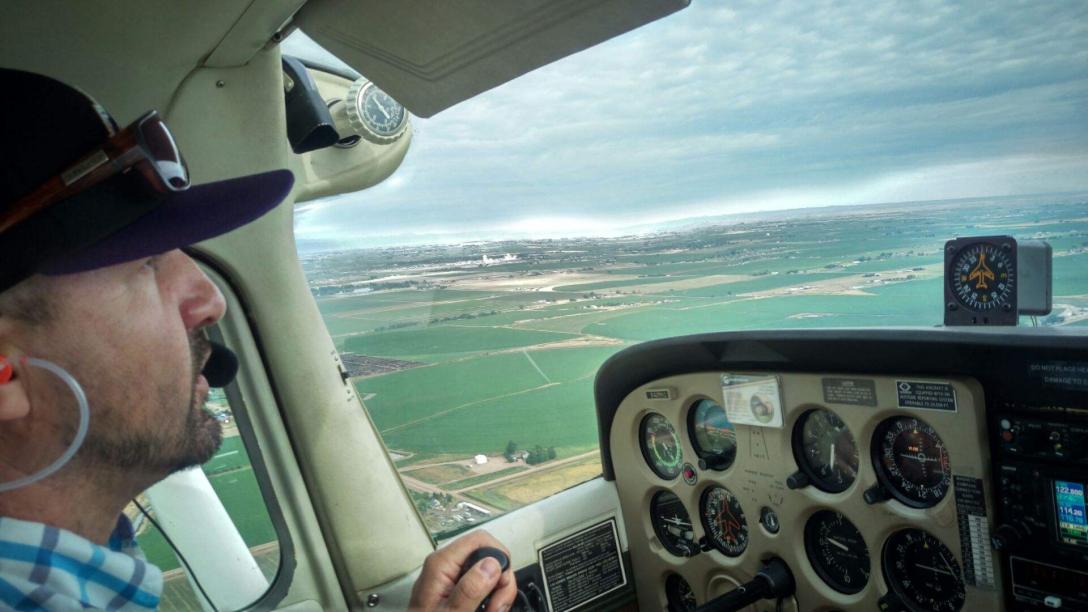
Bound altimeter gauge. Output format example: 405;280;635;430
944;235;1017;325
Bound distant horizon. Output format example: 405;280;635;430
296;190;1088;254
290;2;1088;254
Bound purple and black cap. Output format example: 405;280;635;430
0;67;294;293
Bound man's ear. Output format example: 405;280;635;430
0;357;30;421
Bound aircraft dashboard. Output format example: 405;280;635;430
594;328;1088;611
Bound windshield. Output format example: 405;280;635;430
294;2;1088;537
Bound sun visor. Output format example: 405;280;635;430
293;0;690;118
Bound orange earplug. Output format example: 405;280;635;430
0;357;12;384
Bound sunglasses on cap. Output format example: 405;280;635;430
0;110;188;234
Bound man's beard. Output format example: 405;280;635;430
77;331;224;475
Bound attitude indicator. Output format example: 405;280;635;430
944;235;1017;325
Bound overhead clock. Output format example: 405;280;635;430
944;235;1017;325
345;80;410;144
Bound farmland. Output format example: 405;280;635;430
296;195;1088;533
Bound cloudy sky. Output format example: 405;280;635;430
289;1;1088;250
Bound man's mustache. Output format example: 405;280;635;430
190;332;212;382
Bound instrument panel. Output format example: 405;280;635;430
610;371;1001;611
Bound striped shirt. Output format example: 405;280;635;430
0;515;162;610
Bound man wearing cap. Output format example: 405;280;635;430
0;69;516;611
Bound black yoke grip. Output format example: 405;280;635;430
457;546;510;611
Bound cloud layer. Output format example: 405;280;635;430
290;0;1088;249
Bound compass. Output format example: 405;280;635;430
944;236;1017;325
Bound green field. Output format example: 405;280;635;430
360;346;618;441
445;466;529;490
136;438;279;574
309;198;1088;532
343;325;577;361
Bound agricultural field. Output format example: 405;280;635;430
300;196;1088;535
130;195;1088;578
136;435;279;575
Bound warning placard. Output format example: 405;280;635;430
721;374;783;428
822;378;877;407
539;520;626;612
896;380;957;412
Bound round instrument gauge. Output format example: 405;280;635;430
882;529;966;612
650;491;698;557
641;413;684;479
949;241;1015;312
804;510;870;595
872;416;951;508
665;574;697;612
688;399;737;471
793;409;859;493
700;486;748;557
346;81;409;143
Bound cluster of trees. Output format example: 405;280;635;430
413;491;454;514
504;440;557;465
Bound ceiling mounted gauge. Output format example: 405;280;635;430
699;486;748;557
879;528;966;612
944;235;1017;326
865;416;951;508
665;574;697;612
345;80;410;144
650;491;699;557
804;510;870;595
640;413;684;480
687;398;737;471
787;409;859;493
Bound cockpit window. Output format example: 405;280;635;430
296;1;1088;537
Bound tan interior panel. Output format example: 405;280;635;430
611;371;1003;611
294;0;690;117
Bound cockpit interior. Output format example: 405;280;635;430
2;1;1086;611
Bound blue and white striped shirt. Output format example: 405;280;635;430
0;515;162;610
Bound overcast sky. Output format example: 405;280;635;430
289;1;1088;250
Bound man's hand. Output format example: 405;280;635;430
408;530;519;612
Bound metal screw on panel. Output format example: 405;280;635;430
1003;304;1013;312
367;593;380;607
947;302;958;311
216;80;226;88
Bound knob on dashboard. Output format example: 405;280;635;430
785;470;809;490
991;523;1026;552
